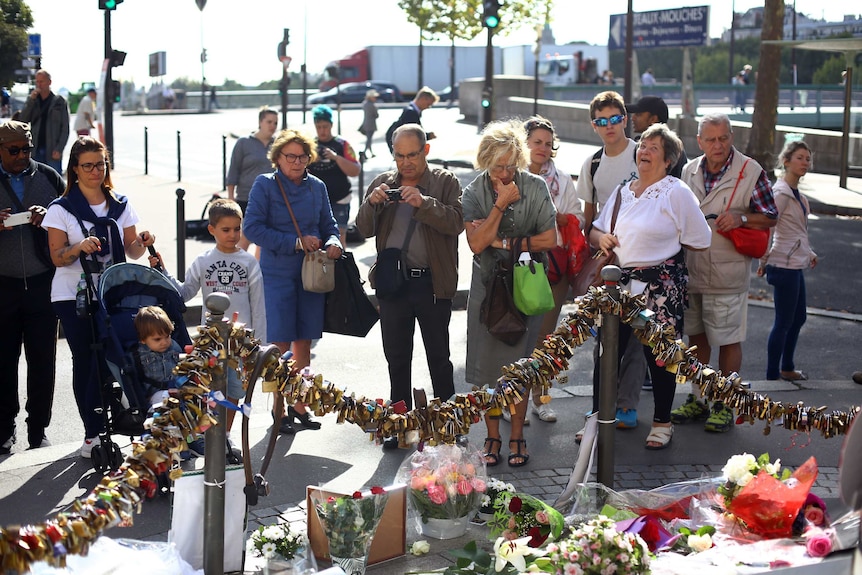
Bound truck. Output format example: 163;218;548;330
500;44;608;86
319;45;501;94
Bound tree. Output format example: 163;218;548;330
0;0;35;87
745;0;784;176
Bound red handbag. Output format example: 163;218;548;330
715;159;770;259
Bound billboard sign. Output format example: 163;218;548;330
609;6;709;51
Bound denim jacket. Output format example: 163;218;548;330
135;340;182;386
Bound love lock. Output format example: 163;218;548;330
254;473;270;498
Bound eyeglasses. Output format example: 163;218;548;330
79;161;107;172
491;164;518;174
393;149;424;162
282;152;310;164
2;145;34;156
592;114;625;127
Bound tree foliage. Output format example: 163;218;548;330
746;0;784;174
0;0;35;87
397;0;550;43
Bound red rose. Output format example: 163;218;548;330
371;486;385;495
527;526;548;547
804;505;825;526
509;496;523;513
352;491;363;499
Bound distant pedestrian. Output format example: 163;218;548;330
74;88;98;137
385;86;438;152
227;107;278;250
0;120;65;455
19;70;70;174
360;89;379;158
758;140;816;381
641;68;656;87
209;84;219;111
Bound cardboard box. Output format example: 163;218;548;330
306;484;406;565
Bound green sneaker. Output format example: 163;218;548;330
704;401;734;433
670;394;709;424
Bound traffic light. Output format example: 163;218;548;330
99;0;124;9
110;80;121;103
482;0;501;29
277;29;290;61
200;48;208;63
481;88;492;109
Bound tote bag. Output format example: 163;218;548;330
480;259;526;346
324;252;380;337
512;238;554;316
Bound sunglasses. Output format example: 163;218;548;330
2;145;34;156
592;114;625;127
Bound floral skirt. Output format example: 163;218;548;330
621;249;688;336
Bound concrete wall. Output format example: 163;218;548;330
460;78;862;176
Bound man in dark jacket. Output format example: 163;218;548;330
385;86;439;152
19;69;70;173
0;120;65;454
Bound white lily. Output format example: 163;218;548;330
493;535;533;573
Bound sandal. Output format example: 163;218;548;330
645;424;673;450
483;437;502;467
508;439;530;467
780;370;808;382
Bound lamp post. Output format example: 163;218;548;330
729;0;737;84
791;0;797;110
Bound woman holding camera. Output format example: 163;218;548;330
462;119;557;467
244;129;342;434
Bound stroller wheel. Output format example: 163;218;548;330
107;440;124;470
91;445;109;473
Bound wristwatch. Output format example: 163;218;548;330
740;215;748;225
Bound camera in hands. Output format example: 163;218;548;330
386;188;402;202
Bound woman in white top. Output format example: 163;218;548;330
42;137;155;458
758;140;817;381
590;123;711;450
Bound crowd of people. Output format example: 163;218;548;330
4;73;824;470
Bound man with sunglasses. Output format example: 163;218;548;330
0;120;65;455
356;123;463;450
575;90;646;435
19;70;70;174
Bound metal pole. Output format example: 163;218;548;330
176;188;186;282
483;27;493;126
280;67;288;130
840;64;853;189
791;0;797;110
176;130;181;182
143;126;148;175
358;151;366;195
222;134;227;191
728;0;736;84
623;0;633;139
203;292;230;575
104;9;115;162
597;265;621;488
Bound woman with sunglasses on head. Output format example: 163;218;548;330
244;129;342;434
462;119;557;468
42;136;156;458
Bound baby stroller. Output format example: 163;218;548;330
92;262;193;473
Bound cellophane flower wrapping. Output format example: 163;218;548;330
396;444;487;525
727;456;818;539
488;492;565;547
310;486;390;558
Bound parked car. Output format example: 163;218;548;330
307;82;402;106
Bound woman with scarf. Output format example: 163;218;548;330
524;116;586;424
42;137;155;458
589;123;711;450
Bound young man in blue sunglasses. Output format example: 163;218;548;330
574;90;645;439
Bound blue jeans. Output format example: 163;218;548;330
765;266;807;379
34;147;63;174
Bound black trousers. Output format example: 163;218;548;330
0;271;58;446
378;275;455;410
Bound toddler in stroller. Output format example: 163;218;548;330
132;305;205;458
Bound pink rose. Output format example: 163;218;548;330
806;530;833;558
472;478;487;492
427;484;448;505
536;510;549;524
804;505;825;526
456;479;473;496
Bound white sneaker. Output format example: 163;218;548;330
501;409;530;426
532;403;557;422
81;437;100;459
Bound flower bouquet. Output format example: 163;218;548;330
311;486;389;575
488;491;565;547
478;477;515;519
536;515;652;575
248;523;316;575
397;444;487;539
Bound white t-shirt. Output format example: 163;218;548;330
42;199;140;302
576;139;639;211
74;94;97;131
593;176;711;268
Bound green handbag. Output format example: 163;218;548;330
513;237;554;316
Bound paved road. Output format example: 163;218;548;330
3;107;861;573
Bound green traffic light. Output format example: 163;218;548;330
484;15;499;28
105;0;116;7
481;98;491;108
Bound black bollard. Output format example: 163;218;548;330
597;265;621;488
176;130;182;182
358;150;366;194
176;188;186;282
144;126;149;175
222;134;227;191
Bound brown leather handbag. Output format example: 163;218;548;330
571;185;622;297
480;256;526;346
